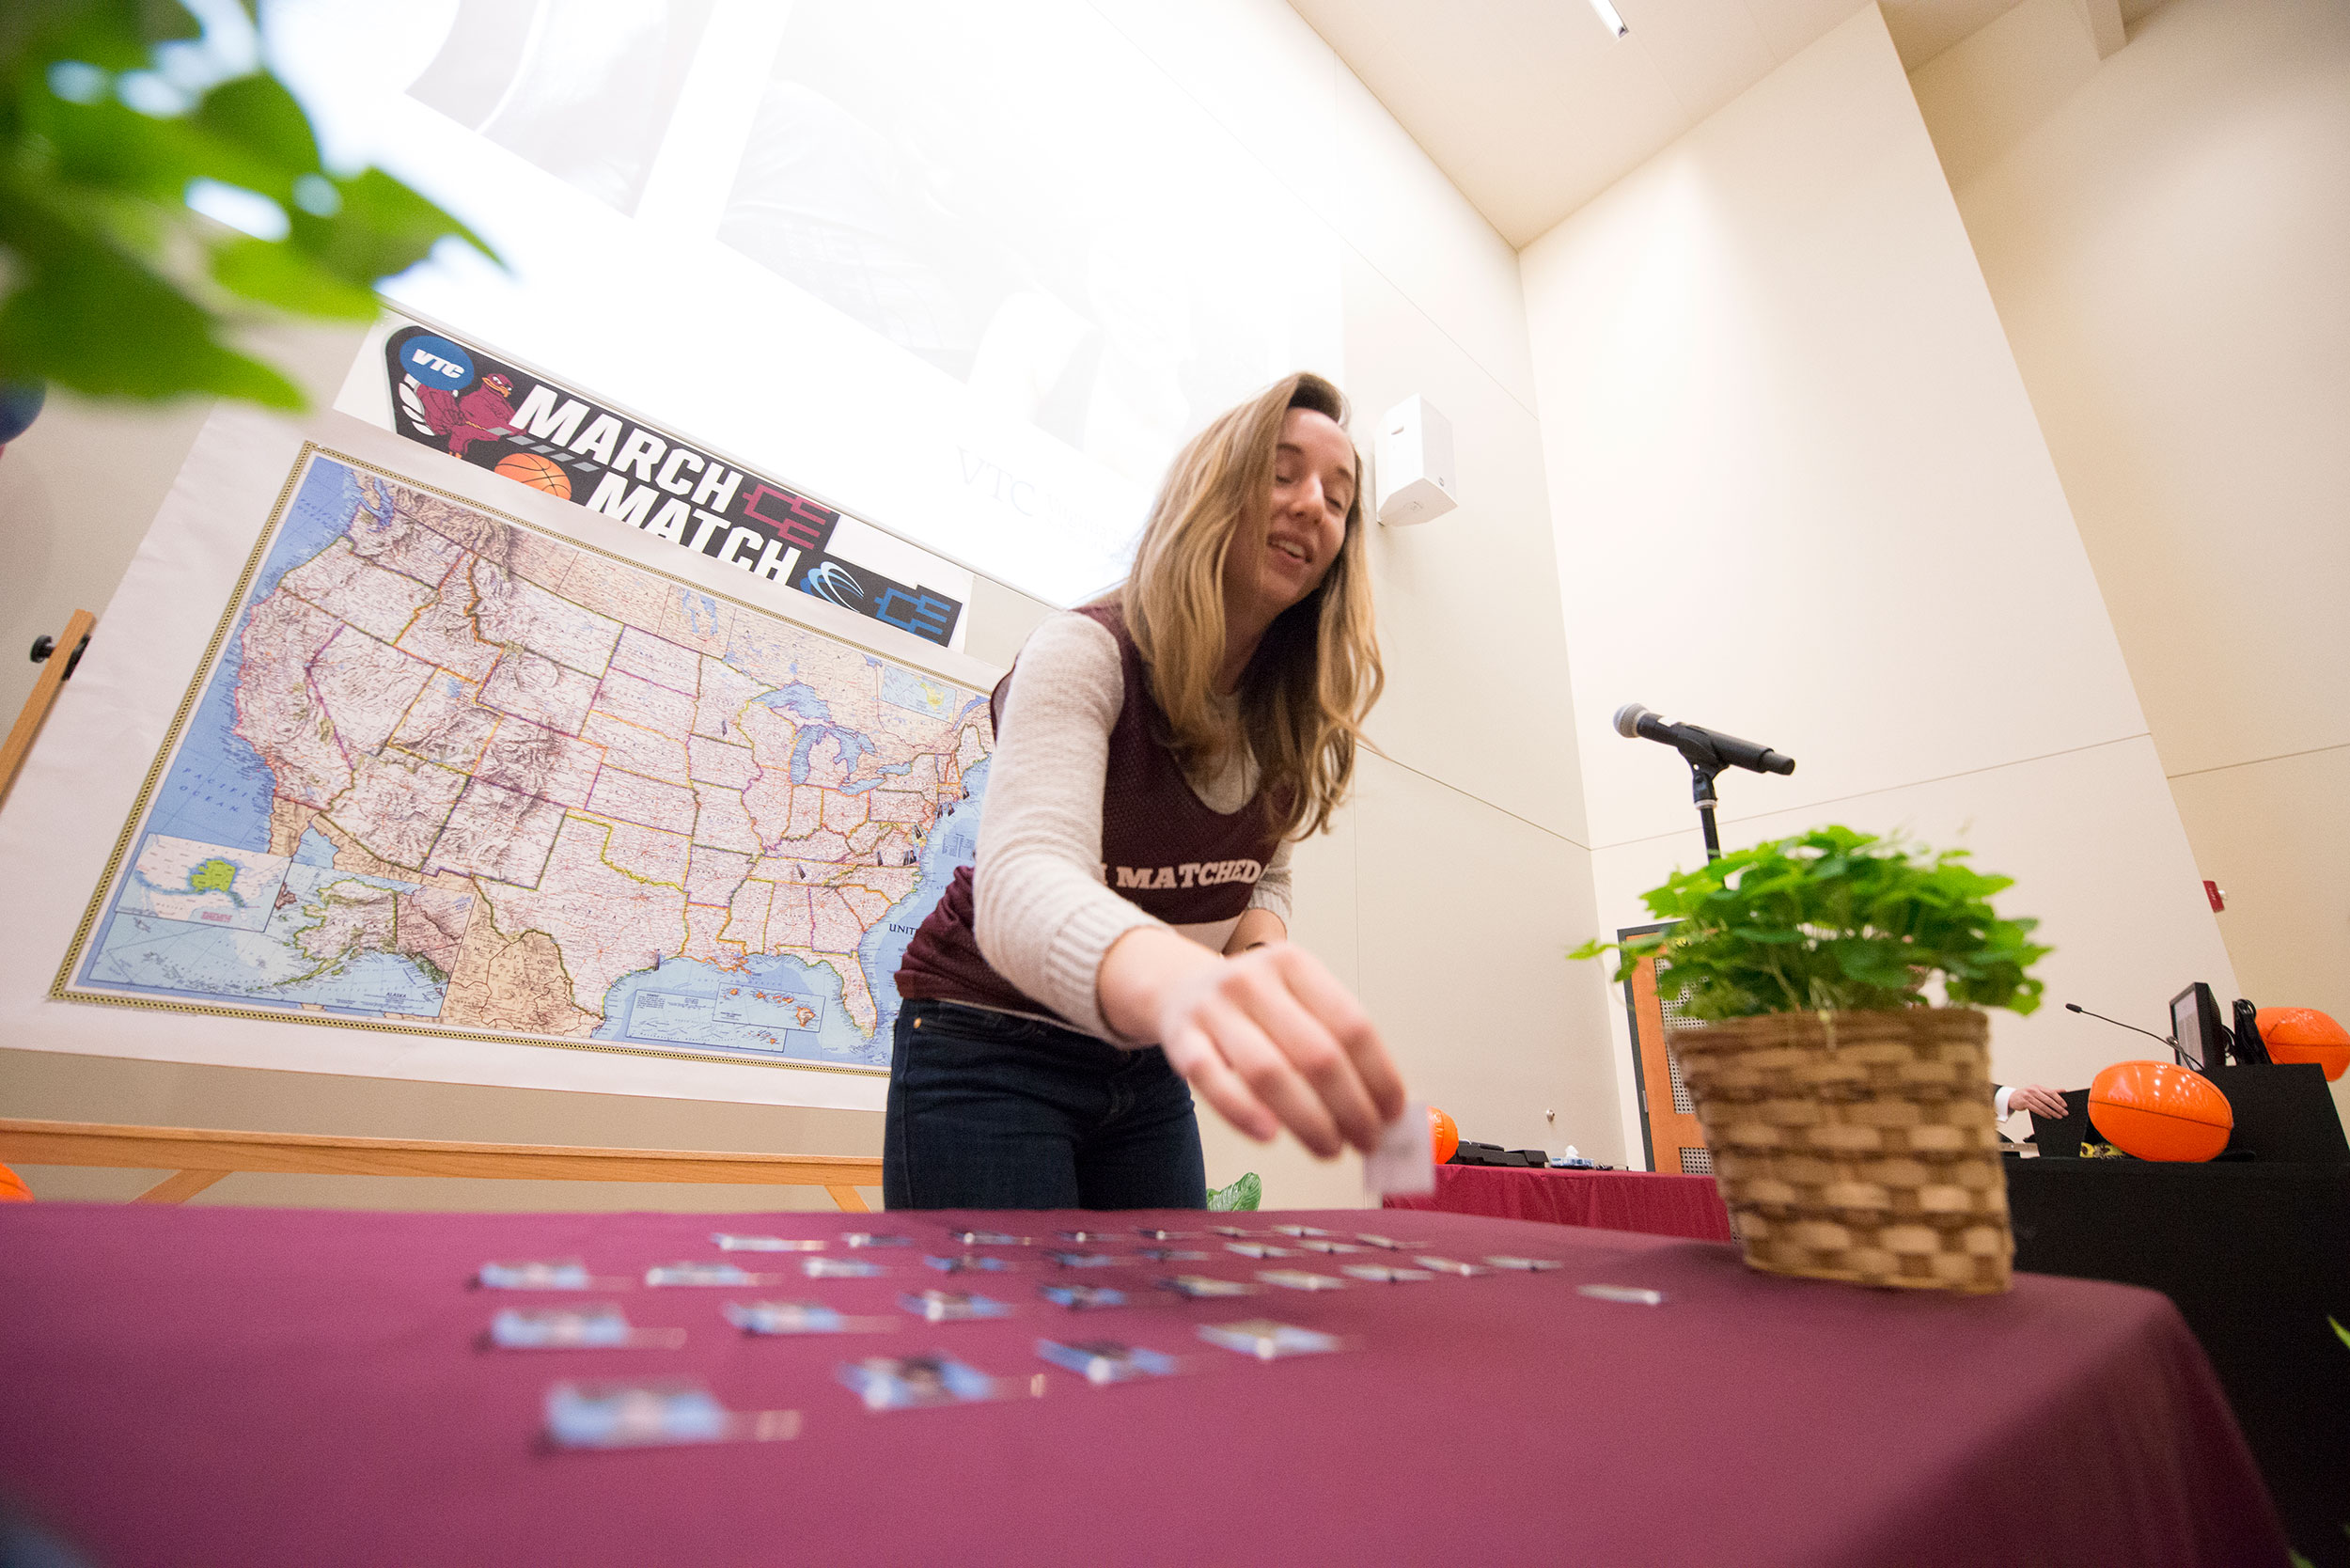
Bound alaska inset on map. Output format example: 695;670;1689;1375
68;451;993;1070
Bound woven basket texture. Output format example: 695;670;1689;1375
1667;1008;2013;1294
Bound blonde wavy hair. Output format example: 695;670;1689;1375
1115;372;1383;839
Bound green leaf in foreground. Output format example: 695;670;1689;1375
0;0;499;406
1207;1172;1262;1212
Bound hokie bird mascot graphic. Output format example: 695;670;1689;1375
405;371;519;461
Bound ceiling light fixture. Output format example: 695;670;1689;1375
1588;0;1629;38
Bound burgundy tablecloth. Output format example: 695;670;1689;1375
0;1204;2283;1568
1386;1162;1738;1241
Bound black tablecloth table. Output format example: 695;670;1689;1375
2009;1159;2350;1568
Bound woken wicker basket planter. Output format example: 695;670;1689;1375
1668;1007;2012;1294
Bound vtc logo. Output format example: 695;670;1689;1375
401;335;474;391
805;561;866;608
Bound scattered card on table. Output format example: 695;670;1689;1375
478;1260;603;1291
728;1300;896;1335
925;1254;1012;1274
1342;1263;1433;1284
838;1354;997;1411
1040;1284;1126;1310
1486;1256;1564;1272
1224;1242;1292;1260
1414;1257;1490;1277
489;1307;683;1350
1269;1225;1332;1238
543;1381;797;1449
1044;1250;1117;1269
1256;1269;1344;1292
948;1231;1031;1247
1578;1284;1667;1306
1197;1320;1341;1359
1292;1239;1361;1255
646;1262;772;1288
1354;1233;1420;1250
1208;1226;1257;1238
805;1257;885;1279
1134;1228;1194;1241
1136;1247;1207;1262
712;1233;824;1252
842;1232;913;1248
901;1290;1011;1323
1157;1275;1258;1299
1037;1340;1177;1384
1365;1102;1436;1197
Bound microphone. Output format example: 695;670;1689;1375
2063;1002;2177;1050
1613;704;1795;776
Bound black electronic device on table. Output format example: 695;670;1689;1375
1448;1141;1549;1168
2231;997;2271;1063
2029;1093;2107;1159
2170;982;2232;1071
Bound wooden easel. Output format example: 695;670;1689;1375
0;607;94;808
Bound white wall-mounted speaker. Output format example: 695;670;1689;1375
1373;394;1458;526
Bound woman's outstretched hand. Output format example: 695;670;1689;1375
1099;928;1406;1158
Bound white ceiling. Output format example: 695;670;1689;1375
1288;0;2057;246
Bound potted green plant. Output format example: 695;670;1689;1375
1574;825;2051;1294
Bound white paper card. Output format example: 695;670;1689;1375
1365;1103;1436;1197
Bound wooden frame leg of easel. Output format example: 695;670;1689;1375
824;1184;870;1213
1;608;97;811
135;1169;228;1204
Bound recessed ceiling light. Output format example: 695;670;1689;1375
1588;0;1629;38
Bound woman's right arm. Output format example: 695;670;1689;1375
973;614;1403;1157
1098;926;1402;1158
969;614;1162;1040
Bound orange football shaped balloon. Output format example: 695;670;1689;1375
2088;1060;2232;1162
2255;1008;2349;1082
0;1163;32;1202
1429;1106;1460;1166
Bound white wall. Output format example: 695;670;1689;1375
0;398;209;730
1911;0;2350;1117
1;0;1597;1209
1520;4;2235;1164
1097;0;1605;1205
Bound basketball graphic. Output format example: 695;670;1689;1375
495;450;572;500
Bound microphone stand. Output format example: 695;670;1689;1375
1678;740;1728;864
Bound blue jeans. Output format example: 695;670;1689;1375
883;998;1207;1211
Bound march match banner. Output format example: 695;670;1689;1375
373;322;968;649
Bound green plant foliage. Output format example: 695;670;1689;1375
0;0;494;407
1206;1172;1261;1213
1570;825;2051;1019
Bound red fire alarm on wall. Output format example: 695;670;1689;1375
2202;879;2226;913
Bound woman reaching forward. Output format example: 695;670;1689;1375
888;371;1406;1210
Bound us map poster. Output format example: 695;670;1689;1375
53;442;993;1075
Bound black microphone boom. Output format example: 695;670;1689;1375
2063;1002;2177;1050
1613;704;1795;776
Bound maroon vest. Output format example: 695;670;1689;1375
896;604;1285;1027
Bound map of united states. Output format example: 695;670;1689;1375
69;451;992;1070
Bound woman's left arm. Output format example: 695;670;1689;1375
1224;839;1293;954
1224;908;1285;954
